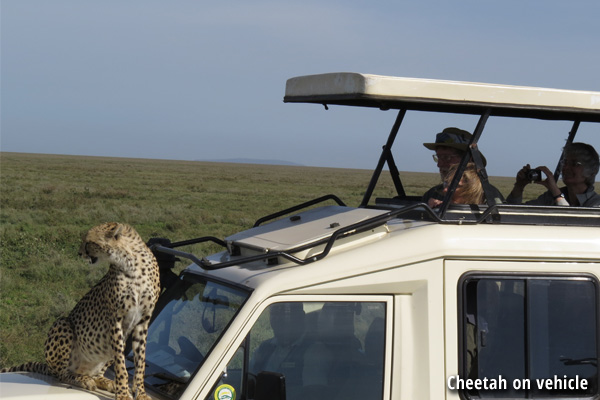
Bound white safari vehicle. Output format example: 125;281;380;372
1;73;599;400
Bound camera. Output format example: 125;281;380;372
526;168;543;182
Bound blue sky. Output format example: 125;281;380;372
1;0;599;177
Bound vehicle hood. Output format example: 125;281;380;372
0;372;112;400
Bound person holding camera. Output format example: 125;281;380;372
506;142;600;207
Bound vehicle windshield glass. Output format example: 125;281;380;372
132;272;249;398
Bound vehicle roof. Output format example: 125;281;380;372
198;217;600;292
284;72;600;122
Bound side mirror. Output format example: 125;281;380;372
254;371;286;400
146;237;179;291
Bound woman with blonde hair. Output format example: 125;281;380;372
428;163;484;208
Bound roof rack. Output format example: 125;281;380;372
150;196;600;272
150;202;435;270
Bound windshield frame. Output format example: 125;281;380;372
135;270;252;398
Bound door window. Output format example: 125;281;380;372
461;276;599;398
208;300;387;400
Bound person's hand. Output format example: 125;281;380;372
428;197;443;208
515;164;532;188
535;166;561;195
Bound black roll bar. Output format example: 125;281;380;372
361;109;406;207
553;120;580;181
362;107;498;216
168;236;227;248
385;146;406;198
439;110;492;219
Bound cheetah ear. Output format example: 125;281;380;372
106;223;124;240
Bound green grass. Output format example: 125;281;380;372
0;152;542;367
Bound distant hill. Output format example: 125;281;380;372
199;158;304;166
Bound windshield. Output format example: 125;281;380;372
132;272;250;398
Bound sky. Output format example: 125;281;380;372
1;0;599;177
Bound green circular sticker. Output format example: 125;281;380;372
214;384;236;400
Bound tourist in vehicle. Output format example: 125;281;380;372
422;127;504;205
427;163;485;208
506;142;600;207
250;302;332;400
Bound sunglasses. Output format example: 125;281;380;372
433;154;462;163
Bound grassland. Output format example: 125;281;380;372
0;152;543;367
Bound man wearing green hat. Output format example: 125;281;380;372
422;127;504;206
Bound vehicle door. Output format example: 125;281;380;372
205;295;392;400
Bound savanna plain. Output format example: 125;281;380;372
0;152;541;367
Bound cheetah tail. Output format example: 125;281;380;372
0;362;50;375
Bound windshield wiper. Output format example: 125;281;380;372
145;371;188;384
140;357;190;384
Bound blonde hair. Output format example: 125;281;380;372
444;163;485;205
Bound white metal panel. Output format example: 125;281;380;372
0;372;112;400
226;206;388;252
284;72;600;118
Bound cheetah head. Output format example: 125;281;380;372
78;222;126;264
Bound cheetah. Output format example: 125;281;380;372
1;222;160;400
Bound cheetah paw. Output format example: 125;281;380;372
95;377;116;393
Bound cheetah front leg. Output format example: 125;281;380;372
112;319;133;400
131;315;152;400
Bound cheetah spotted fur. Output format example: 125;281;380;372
1;223;160;400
